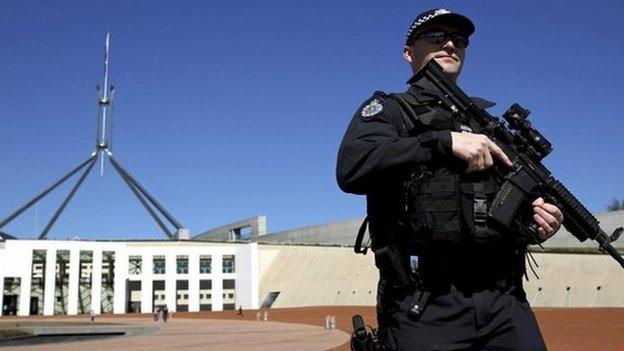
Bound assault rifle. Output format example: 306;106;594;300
413;60;624;269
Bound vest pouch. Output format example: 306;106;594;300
459;179;503;243
401;174;462;244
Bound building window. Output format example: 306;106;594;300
129;256;142;275
199;256;212;274
153;256;165;274
176;256;188;274
222;255;235;273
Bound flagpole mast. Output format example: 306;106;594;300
96;32;114;175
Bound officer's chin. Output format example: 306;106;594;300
433;59;460;73
435;63;461;82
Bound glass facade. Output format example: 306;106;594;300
2;277;21;315
176;256;188;274
223;279;236;310
54;250;70;315
152;280;165;311
153;256;165;275
30;250;46;315
128;256;142;275
176;280;189;312
78;251;93;314
199;279;212;311
127;280;141;313
199;256;211;274
222;255;235;273
101;251;115;313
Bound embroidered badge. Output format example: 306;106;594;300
360;99;384;119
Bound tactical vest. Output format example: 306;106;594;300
390;92;503;247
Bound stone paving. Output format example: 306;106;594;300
0;317;349;351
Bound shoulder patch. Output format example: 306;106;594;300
360;98;385;120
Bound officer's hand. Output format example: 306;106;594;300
532;197;564;240
450;132;513;172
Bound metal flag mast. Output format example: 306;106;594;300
96;32;114;176
0;33;188;240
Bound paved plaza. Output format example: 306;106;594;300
0;316;349;351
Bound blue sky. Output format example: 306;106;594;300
1;1;623;240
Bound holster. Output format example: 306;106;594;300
374;245;413;289
375;244;431;321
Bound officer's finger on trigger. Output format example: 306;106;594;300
483;149;494;169
489;141;513;167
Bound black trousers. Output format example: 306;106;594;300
377;280;547;351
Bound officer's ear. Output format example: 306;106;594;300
403;45;414;64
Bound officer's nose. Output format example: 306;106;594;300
442;39;456;50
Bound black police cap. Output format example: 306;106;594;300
405;8;475;46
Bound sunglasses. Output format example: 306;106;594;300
414;30;469;49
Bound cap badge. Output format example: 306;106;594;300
361;99;384;118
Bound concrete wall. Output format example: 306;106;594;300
524;252;624;307
258;245;377;308
252;210;624;248
194;216;267;241
256;218;364;246
542;210;624;248
257;244;624;308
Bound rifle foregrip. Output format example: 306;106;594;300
547;178;600;241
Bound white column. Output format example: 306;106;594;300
236;243;259;309
67;249;80;315
212;254;223;311
43;249;56;316
165;253;176;312
188;253;200;312
141;254;153;313
113;250;127;314
0;276;4;316
91;250;102;315
18;250;33;316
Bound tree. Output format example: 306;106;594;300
607;198;624;211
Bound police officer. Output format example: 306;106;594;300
337;8;564;351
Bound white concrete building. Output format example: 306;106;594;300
0;238;258;317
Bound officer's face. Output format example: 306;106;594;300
403;23;466;82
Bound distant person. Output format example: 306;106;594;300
163;304;169;322
154;306;160;323
337;7;563;350
90;309;95;322
237;305;243;317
